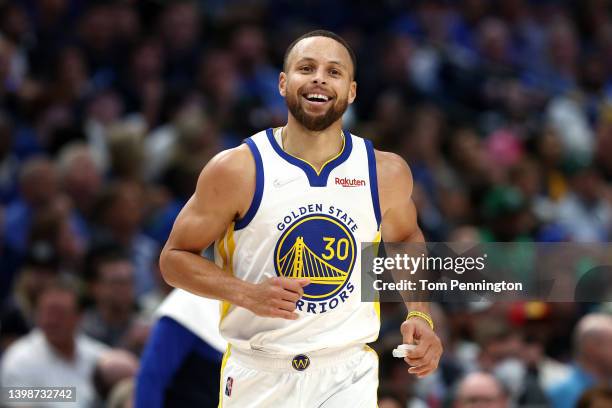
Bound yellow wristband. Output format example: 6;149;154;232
406;311;434;331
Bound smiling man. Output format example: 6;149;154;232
159;30;442;407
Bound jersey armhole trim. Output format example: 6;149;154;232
365;139;382;227
235;138;264;230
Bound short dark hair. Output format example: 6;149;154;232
34;275;84;311
283;30;357;78
84;240;131;282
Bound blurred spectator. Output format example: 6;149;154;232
527;16;579;96
474;318;524;391
93;349;139;407
113;3;141;47
119;39;165;127
3;157;60;254
144;107;221;244
470;315;548;405
548;313;612;408
197;49;241;138
448;127;496;194
556;158;612;242
163;107;220;189
0;111;19;205
84;89;125;173
7;229;61;304
106;121;146;182
28;204;85;274
534;127;566;196
81;245;141;348
452;372;510;408
0;249;58;353
0;278;108;408
57;142;103;236
546;51;612;162
50;46;91;108
159;0;202;87
92;182;159;296
508;156;556;225
231;25;287;128
479;186;532;241
513;304;572;391
26;0;81;79
1;157;88;293
77;3;118;76
142;88;201;183
356;90;408;151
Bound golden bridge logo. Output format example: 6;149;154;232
274;214;356;301
278;237;348;284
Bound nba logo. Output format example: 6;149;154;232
225;377;233;397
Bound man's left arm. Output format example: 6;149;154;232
376;150;443;378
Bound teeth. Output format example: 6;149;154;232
306;93;329;101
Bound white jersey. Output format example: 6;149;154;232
155;289;227;353
215;127;381;354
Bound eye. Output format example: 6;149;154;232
299;65;313;73
330;68;341;76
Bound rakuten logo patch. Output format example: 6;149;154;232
335;177;366;187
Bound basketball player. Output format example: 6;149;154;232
135;289;226;407
160;30;443;407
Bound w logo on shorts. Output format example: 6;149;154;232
225;376;233;397
292;354;310;371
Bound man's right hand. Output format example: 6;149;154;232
243;277;310;319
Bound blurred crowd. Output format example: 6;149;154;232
1;0;612;407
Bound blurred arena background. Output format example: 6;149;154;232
1;1;612;407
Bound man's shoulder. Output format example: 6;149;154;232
373;149;413;183
546;366;589;400
1;330;45;367
205;143;254;177
212;143;253;165
76;332;110;359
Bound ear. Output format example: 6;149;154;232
348;81;357;104
279;72;287;97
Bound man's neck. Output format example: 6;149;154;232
282;117;344;172
47;338;76;361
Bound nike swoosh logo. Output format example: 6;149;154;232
273;176;300;188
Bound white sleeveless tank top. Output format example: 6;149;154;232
215;127;381;354
155;289;227;352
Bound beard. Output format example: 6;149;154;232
285;90;348;131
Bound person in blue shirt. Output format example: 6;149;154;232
548;313;612;408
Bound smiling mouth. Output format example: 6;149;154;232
302;93;333;104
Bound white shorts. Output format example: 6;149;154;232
218;344;378;408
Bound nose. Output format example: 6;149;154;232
312;67;327;85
